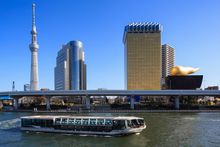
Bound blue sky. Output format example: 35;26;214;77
0;0;220;91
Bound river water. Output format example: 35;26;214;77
0;112;220;147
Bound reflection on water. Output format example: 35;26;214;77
0;112;220;147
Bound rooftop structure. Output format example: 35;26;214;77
123;22;162;43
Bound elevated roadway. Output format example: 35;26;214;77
0;90;220;97
1;90;219;110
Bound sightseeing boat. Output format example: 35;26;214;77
20;115;146;136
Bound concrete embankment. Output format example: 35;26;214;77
3;109;220;113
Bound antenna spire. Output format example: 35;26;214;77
32;3;36;27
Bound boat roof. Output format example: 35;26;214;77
21;115;144;120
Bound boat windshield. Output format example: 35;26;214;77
127;119;145;128
138;119;145;125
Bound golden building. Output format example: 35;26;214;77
123;22;162;90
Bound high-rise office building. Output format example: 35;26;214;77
24;84;30;91
123;22;162;90
162;44;174;79
54;41;86;90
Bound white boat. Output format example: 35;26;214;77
21;115;146;136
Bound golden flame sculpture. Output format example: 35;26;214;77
171;66;199;76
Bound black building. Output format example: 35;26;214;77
166;75;203;90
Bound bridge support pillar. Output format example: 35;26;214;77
46;97;51;110
85;96;90;110
175;96;180;109
13;98;20;110
130;96;135;109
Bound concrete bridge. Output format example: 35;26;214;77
1;90;220;110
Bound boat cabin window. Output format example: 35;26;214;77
61;118;68;124
127;120;132;127
75;119;81;125
55;118;61;124
68;119;75;124
82;119;89;125
90;119;96;125
21;118;53;128
97;119;104;125
22;119;32;127
105;119;112;126
113;120;126;130
44;119;53;128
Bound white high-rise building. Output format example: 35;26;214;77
162;44;174;79
29;3;39;91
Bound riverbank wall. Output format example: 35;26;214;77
3;109;220;113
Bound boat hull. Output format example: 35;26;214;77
21;125;146;136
